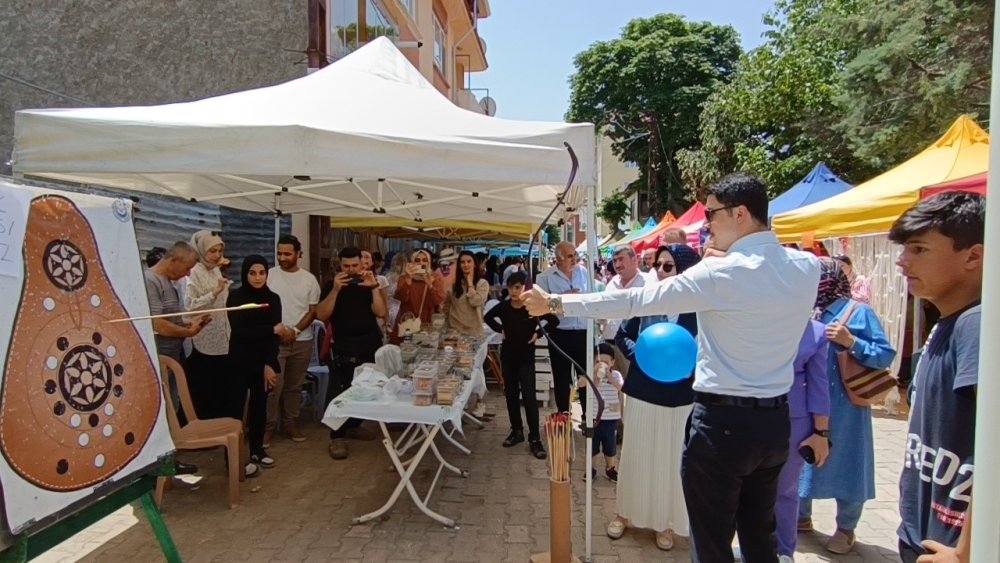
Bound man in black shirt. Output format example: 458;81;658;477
316;247;387;460
484;272;558;459
891;192;984;563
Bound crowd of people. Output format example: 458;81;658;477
140;171;982;563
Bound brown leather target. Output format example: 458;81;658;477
1;195;160;491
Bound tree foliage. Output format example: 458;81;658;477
566;14;742;215
596;190;631;235
830;0;993;168
678;0;991;198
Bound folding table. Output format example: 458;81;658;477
323;380;474;528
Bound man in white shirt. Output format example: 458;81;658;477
601;246;645;375
523;173;820;562
266;235;321;445
534;241;592;415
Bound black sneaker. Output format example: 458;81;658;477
582;467;597;482
606;467;619;482
529;440;547;460
503;431;525;448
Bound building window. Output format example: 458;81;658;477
367;0;400;42
433;13;446;74
399;0;417;20
329;0;399;59
624;161;639;170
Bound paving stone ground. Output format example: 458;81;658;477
34;384;909;563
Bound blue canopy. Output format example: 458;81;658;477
768;162;852;220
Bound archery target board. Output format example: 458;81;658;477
0;181;173;534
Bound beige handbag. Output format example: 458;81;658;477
834;300;897;407
397;281;429;337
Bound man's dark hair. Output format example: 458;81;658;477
832;254;852;267
145;246;167;268
512;256;524;264
277;234;301;252
372;251;383;262
706;172;769;226
338;246;362;260
889;192;985;250
507;271;528;287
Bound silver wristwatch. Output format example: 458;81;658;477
547;296;563;315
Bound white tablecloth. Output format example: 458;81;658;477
323;376;474;432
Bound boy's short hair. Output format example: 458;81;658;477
507;271;528;287
889;192;985;250
596;342;615;358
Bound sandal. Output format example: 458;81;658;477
656;529;674;551
606;517;627;539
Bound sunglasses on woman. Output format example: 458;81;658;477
654;261;675;272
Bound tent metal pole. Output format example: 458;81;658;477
274;193;281;265
971;3;1000;559
583;160;600;563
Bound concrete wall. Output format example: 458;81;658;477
1;0;308;174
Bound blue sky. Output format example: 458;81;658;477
474;0;777;121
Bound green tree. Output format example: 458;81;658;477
543;224;561;246
830;0;993;168
566;14;742;215
596;190;631;236
678;0;873;196
678;0;992;197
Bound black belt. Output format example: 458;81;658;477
694;392;788;409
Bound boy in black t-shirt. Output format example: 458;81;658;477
484;272;558;459
889;192;984;563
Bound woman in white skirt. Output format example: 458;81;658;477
610;244;700;550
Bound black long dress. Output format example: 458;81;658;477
226;256;282;457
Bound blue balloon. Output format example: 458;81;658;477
634;322;697;383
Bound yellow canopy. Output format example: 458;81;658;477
329;217;534;242
772;115;989;242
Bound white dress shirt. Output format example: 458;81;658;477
560;231;820;398
600;271;645;340
535;265;591;330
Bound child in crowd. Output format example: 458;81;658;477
483;271;558;460
584;343;624;482
891;192;983;563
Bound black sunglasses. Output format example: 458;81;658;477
705;204;739;222
654;261;675;272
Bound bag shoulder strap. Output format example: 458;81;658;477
837;299;860;324
415;279;430;317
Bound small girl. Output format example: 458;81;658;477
583;343;624;482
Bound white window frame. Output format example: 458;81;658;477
399;0;417;20
432;13;446;74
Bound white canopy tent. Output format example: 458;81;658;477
11;37;595;228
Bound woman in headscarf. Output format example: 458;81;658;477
184;230;232;419
227;255;284;468
798;257;896;555
445;250;490;336
608;244;700;551
389;249;446;344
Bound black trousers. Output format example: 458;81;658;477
229;363;270;456
326;355;362;439
185;347;231;420
501;355;539;441
546;329;588;413
682;400;790;563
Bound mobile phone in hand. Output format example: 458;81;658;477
798;445;816;465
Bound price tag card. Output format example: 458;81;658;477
0;182;32;278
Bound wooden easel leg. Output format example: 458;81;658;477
139;491;181;563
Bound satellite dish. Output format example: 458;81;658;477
479;96;497;117
479;37;487;55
